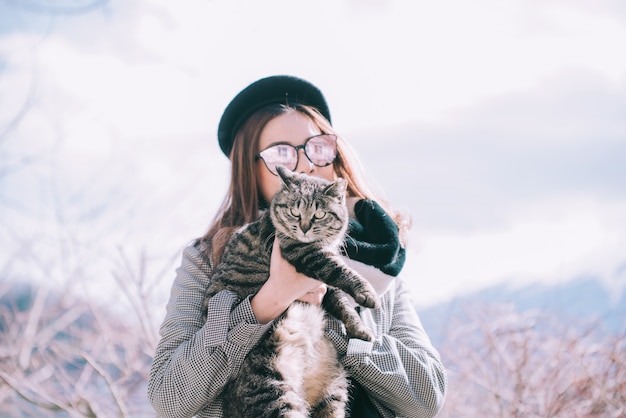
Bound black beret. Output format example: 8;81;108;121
217;75;332;157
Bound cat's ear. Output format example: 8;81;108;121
275;165;293;186
325;177;347;198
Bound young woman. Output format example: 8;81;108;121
148;75;447;417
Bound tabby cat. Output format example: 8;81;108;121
204;165;380;417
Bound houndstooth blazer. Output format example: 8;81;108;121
148;242;447;417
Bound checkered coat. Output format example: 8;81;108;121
148;242;447;417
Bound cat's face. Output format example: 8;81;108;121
270;166;348;245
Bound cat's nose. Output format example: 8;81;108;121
300;220;311;234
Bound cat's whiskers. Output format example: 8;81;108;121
263;232;276;251
340;234;358;256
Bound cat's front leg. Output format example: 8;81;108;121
291;252;379;310
322;257;380;310
323;288;374;342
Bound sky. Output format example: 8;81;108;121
1;0;625;314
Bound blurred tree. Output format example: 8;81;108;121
437;303;626;417
0;252;159;417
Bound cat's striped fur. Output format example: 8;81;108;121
204;165;379;417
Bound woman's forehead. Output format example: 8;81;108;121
259;111;320;148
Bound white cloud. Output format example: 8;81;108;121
322;0;626;128
1;0;625;309
4;0;625;138
407;198;626;307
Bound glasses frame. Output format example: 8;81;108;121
255;133;338;176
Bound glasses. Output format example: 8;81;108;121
255;134;337;176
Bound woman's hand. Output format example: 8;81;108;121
250;238;327;323
297;283;328;306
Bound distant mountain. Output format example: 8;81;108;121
416;276;626;346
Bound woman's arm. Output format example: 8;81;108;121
326;278;447;418
148;244;273;418
252;238;329;322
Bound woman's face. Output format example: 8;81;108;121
256;110;336;204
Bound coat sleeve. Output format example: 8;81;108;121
148;244;273;418
326;277;447;418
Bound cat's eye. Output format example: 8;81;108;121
314;211;326;219
290;208;301;217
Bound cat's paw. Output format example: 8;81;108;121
352;286;380;309
345;321;375;342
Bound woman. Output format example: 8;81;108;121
148;75;447;417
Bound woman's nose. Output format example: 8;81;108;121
295;148;314;173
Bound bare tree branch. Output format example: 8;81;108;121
81;352;130;417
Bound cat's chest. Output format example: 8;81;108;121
273;302;326;346
272;303;337;367
271;303;342;402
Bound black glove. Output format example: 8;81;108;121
343;199;406;276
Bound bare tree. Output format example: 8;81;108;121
0;246;170;417
437;303;626;417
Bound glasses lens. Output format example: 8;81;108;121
259;145;298;175
305;134;337;167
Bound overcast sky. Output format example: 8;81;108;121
1;0;625;311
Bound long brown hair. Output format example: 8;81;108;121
201;104;410;263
